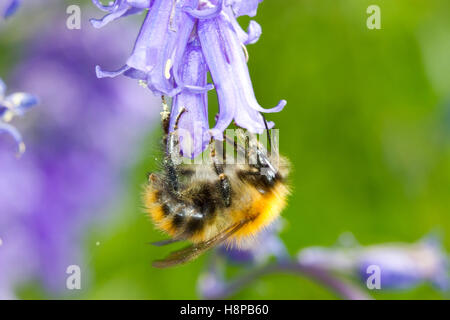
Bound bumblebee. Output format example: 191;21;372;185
144;101;290;268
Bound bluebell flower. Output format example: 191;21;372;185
0;13;156;298
92;0;286;157
0;77;38;155
169;38;212;158
196;5;285;140
298;234;450;291
93;0;203;96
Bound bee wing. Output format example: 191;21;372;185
152;220;249;268
150;238;182;247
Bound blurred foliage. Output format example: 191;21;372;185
2;0;450;299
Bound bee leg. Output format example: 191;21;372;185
210;139;232;207
161;97;185;154
164;106;187;193
161;95;171;145
149;96;178;191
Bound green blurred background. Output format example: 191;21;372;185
4;0;450;299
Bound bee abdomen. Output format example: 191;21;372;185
145;183;222;242
156;198;211;240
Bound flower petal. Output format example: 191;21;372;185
229;0;263;17
127;0;153;9
95;65;131;78
225;7;262;45
170;39;211;158
95;0;197;96
0;78;6;98
4;93;39;115
198;12;285;140
245;20;262;44
92;0;152;11
3;0;20;19
90;5;146;28
0;122;25;156
90;6;131;29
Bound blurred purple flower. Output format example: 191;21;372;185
217;221;288;265
2;0;20;18
197;225;372;300
199;231;450;299
298;234;450;291
91;0;286;157
0;77;38;155
1;0;60;19
198;220;288;298
197;257;227;299
0;13;157;298
357;238;449;290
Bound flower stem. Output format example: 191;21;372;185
205;260;373;300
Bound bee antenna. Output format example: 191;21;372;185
173;107;187;130
261;114;272;154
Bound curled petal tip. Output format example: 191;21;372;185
252;99;287;114
6;93;39;113
278;99;287;109
95;65;103;78
246;20;262;45
95;65;130;78
89;18;103;29
89;5;133;29
0;122;25;155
